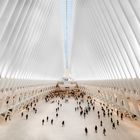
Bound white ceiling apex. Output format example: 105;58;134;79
0;0;139;90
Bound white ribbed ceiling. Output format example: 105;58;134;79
0;0;140;86
70;0;140;81
0;0;64;80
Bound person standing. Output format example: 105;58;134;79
46;116;49;122
100;120;103;126
98;114;100;119
103;128;106;136
111;117;113;123
117;120;119;125
85;127;88;135
62;121;65;127
95;125;98;133
56;113;58;117
112;122;116;129
21;112;24;117
26;114;28;120
84;112;86;118
121;113;123;120
117;110;119;116
42;119;45;125
51;119;53;125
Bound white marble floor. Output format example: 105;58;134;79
0;98;140;140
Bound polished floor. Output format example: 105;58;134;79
0;97;140;140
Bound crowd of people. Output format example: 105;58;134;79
41;100;65;127
2;87;125;138
74;95;121;136
1;84;139;140
42;89;124;136
20;98;39;120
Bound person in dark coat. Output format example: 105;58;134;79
56;113;58;117
51;119;53;125
103;128;106;136
111;117;113;123
95;125;98;133
84;112;86;118
42;119;45;125
117;120;119;125
21;112;24;117
112;122;116;129
26;114;28;120
62;121;65;127
46;116;49;122
85;127;88;135
100;120;103;126
121;113;123;120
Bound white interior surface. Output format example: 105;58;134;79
0;98;140;140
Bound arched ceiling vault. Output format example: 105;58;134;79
70;0;140;89
0;0;140;90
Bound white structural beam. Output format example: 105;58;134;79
0;0;64;89
70;0;140;90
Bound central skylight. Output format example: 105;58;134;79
62;0;72;70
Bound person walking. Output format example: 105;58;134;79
84;112;86;118
26;114;28;120
42;119;45;125
98;114;100;119
103;128;106;136
62;121;65;127
85;127;88;135
21;112;24;117
51;119;53;125
117;120;119;125
100;120;103;126
46;116;49;122
95;125;98;133
112;122;116;129
56;113;58;117
111;117;113;123
121;113;123;120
